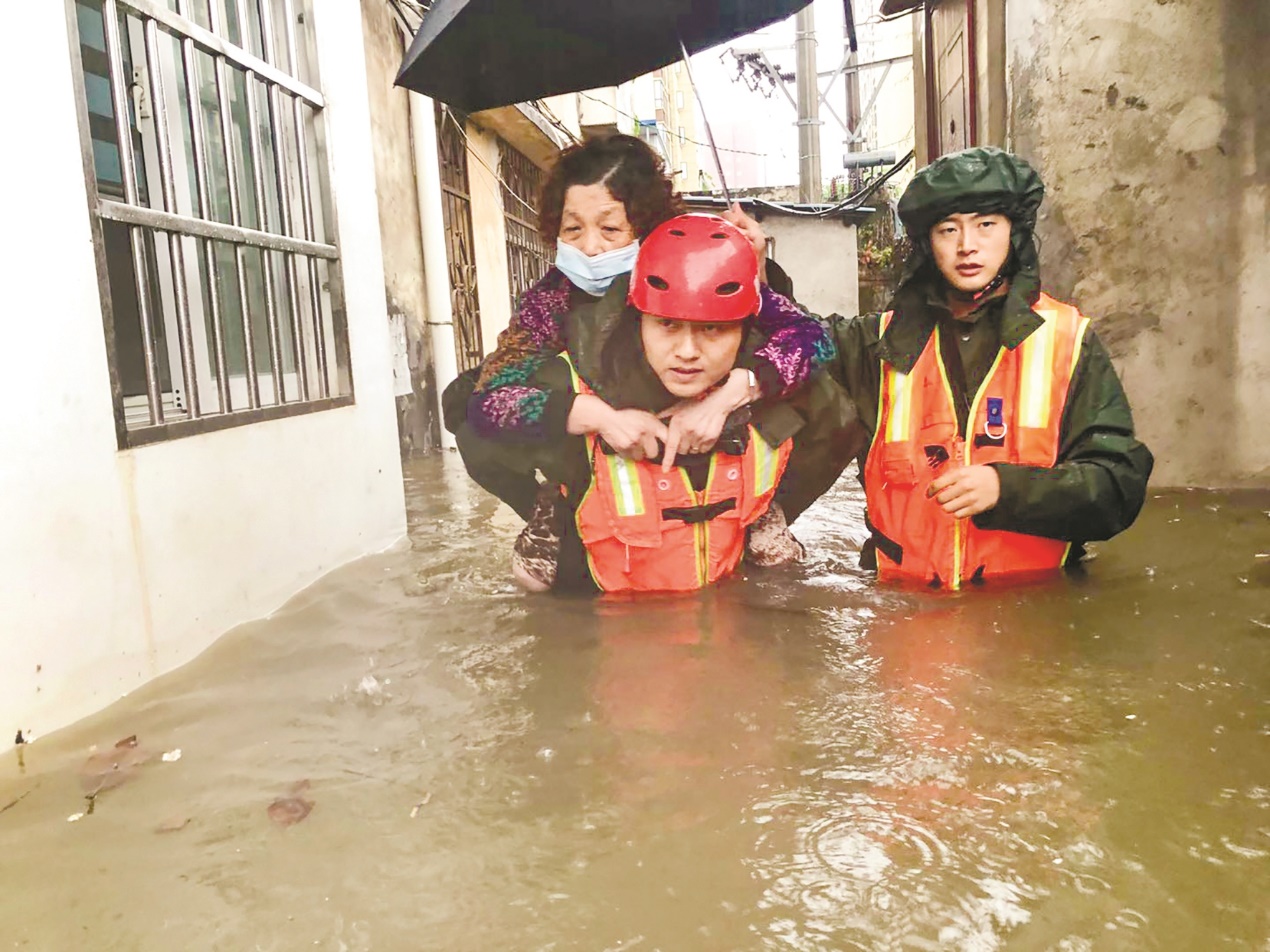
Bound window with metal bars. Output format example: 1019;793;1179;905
497;139;551;318
68;0;351;447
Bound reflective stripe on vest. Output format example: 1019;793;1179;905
605;453;645;517
753;428;782;496
865;295;1087;589
560;353;792;593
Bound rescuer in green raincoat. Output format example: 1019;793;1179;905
828;146;1153;582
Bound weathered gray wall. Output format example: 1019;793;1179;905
360;0;439;456
1006;0;1268;487
763;217;860;320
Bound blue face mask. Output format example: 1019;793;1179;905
555;239;641;297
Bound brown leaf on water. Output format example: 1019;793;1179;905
79;737;151;796
267;796;314;827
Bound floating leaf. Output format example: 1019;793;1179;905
79;736;151;796
267;796;314;827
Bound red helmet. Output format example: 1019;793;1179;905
628;214;760;323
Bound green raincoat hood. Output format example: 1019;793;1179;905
895;147;1045;297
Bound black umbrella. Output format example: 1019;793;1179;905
394;0;814;115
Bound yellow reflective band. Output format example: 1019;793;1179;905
884;369;912;443
931;331;965;588
753;431;779;495
560;351;582;391
1019;311;1056;429
607;454;644;517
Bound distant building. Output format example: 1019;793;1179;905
626;68;706;191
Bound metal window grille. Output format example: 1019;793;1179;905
435;104;483;373
67;0;351;448
497;139;551;317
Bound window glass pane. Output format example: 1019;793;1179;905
77;2;107;50
225;67;261;229
92;139;124;191
182;0;210;31
212;240;247;375
103;220;173;399
193;50;232;223
118;12;151;203
252;78;283;233
269;251;298;381
315;258;350;397
299;101;332;244
166;31;201;217
84;71;113;117
75;0;136;201
240;245;277;402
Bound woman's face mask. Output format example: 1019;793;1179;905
555;239;641;296
555;183;639;295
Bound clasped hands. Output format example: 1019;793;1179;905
567;369;756;473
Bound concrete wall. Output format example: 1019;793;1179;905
465;121;515;357
1007;0;1269;487
1;1;406;742
977;0;1007;148
360;0;438;456
763;217;860;319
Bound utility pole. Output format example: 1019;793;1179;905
844;19;863;187
794;4;821;203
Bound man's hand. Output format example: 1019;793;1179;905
602;408;669;462
927;464;1001;519
720;202;769;285
658;370;755;472
568;393;669;460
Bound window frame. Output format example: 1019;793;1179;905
64;0;354;449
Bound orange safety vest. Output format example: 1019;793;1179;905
564;356;793;593
863;292;1089;589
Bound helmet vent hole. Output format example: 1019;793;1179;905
646;275;670;291
669;228;687;237
710;232;727;239
714;281;742;296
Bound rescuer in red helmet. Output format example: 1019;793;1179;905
510;213;806;594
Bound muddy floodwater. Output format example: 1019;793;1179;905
2;457;1267;951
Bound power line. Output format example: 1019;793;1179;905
527;99;583;148
441;106;544;219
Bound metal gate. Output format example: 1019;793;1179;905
436;104;484;372
498;139;553;314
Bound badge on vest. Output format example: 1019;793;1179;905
985;397;1007;439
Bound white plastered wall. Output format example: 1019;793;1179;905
763;217;860;319
0;1;406;741
465;120;515;356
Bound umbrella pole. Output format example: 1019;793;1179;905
677;35;733;206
